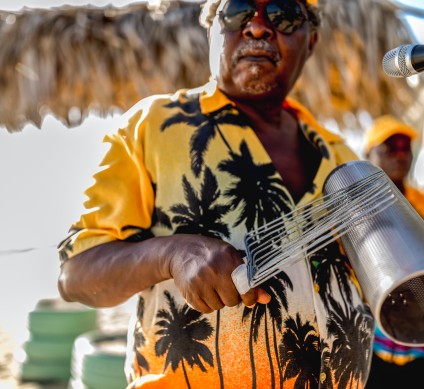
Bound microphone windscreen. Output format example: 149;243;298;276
382;45;412;78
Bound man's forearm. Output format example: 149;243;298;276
58;234;266;312
58;237;172;308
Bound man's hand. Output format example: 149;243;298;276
166;234;271;313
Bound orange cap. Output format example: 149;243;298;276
364;115;417;154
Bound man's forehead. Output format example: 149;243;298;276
385;134;413;146
373;134;412;153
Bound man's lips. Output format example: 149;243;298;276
232;41;281;66
238;50;277;63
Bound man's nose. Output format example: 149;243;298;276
242;12;275;39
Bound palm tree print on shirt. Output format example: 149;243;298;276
160;97;249;177
170;166;232;239
326;296;373;388
218;140;293;231
279;313;321;389
155;291;214;389
305;127;330;159
166;166;232;387
309;240;354;311
121;206;172;242
133;297;150;377
319;340;334;389
242;271;293;389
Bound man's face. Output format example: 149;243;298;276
208;0;317;100
368;134;413;182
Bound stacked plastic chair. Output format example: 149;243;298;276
15;297;98;384
68;329;128;389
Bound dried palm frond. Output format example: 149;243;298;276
292;0;424;135
0;1;210;131
0;0;423;136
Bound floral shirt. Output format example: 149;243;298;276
59;81;374;389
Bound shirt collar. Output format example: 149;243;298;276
199;80;343;144
199;80;236;114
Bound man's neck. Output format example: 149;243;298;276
229;93;295;130
238;102;299;138
219;86;289;127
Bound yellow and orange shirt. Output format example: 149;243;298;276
59;81;374;389
405;184;424;218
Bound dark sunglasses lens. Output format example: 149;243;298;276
266;1;306;34
220;0;256;31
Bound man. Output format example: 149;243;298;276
364;114;424;389
58;0;375;388
364;114;424;218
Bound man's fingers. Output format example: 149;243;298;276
241;287;270;308
186;283;270;312
240;288;259;307
186;289;229;313
185;296;213;313
257;288;271;304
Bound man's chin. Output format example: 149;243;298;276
239;82;274;96
234;71;277;96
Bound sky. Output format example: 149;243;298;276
0;114;121;336
0;0;423;337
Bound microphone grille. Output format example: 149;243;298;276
382;45;413;78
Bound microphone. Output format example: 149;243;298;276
382;44;424;77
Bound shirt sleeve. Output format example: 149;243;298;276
332;142;359;165
58;108;155;261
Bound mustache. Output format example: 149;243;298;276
232;40;281;65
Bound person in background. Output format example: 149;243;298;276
364;115;424;218
364;114;424;389
57;0;376;388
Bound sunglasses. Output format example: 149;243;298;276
218;0;307;34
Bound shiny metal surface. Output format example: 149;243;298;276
324;160;424;346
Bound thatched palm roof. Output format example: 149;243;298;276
1;0;424;136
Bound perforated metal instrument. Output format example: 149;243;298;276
232;160;424;346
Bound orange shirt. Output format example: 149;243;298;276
405;184;424;218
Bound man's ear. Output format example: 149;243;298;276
307;30;319;57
